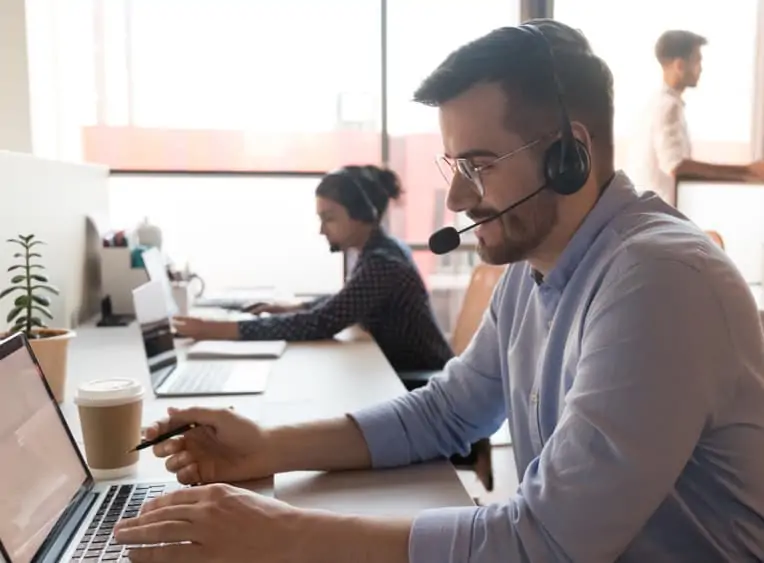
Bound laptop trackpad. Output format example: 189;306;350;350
223;362;271;393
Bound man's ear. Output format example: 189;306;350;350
570;121;593;152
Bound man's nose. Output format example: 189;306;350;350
446;174;481;213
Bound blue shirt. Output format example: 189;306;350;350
351;172;764;562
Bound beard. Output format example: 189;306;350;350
329;242;341;253
477;189;558;265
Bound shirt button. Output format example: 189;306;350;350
530;390;539;405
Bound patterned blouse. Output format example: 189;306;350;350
237;229;453;372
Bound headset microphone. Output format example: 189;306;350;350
428;184;546;255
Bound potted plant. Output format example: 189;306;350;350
0;234;75;402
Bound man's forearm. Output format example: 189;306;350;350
674;159;752;182
293;509;412;563
262;415;372;474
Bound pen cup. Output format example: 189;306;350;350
75;378;144;480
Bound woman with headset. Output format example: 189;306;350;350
173;164;453;374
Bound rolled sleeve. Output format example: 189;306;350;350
349;271;509;469
409;507;479;563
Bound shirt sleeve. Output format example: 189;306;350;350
350;271;509;466
654;100;691;175
407;257;733;563
237;252;399;341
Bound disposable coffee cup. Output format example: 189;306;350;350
75;378;144;480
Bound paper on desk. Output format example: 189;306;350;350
187;340;286;359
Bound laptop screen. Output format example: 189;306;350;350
0;335;89;563
140;248;178;317
132;281;179;388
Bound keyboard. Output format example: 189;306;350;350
165;362;233;394
70;483;170;562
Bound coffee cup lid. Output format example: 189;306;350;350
74;378;144;407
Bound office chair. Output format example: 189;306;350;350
398;263;506;492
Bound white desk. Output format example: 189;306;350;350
60;321;474;515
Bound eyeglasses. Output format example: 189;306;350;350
436;136;547;200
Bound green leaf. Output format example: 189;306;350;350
6;306;24;322
12;252;24;258
13;316;43;329
6;238;25;247
32;284;58;295
27;253;42;259
31;305;53;320
7;265;25;272
14;295;30;307
19;235;34;242
31;295;50;307
10;275;26;284
30;274;49;283
26;240;44;248
0;286;24;300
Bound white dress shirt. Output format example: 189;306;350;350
628;84;692;203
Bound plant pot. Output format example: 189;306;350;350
27;329;76;403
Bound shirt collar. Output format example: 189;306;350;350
539;171;639;291
661;83;685;106
360;227;387;255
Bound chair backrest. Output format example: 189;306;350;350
705;230;725;250
450;263;506;355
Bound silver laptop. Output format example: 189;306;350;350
132;281;271;397
0;332;179;563
139;248;178;317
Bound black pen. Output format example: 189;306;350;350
128;422;198;453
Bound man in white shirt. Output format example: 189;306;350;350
630;29;764;205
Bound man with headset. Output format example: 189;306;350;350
115;19;764;562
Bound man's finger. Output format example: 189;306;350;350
138;487;205;514
176;462;202;486
154;435;184;458
115;520;195;545
125;543;203;563
115;505;198;532
164;450;194;474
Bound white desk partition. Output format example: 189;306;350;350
677;179;764;284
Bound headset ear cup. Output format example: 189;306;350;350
544;138;591;196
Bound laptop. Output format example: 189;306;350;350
132;281;271;397
0;331;179;563
193;288;277;311
139;248;178;317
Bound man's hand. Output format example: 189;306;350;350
172;316;239;340
147;407;273;484
114;484;302;562
114;483;412;563
746;160;764;181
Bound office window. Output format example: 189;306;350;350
385;0;520;319
85;0;382;171
108;174;345;295
554;0;759;169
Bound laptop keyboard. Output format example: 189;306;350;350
69;483;169;562
166;362;232;394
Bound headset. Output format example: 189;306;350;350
518;23;591;196
329;167;380;223
428;24;594;255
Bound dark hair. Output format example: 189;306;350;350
315;164;402;223
655;30;707;64
413;19;614;153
